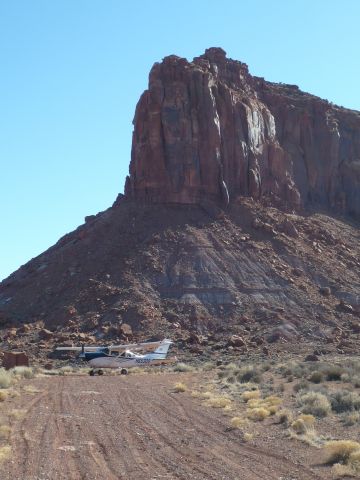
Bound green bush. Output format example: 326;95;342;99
297;391;331;418
330;391;360;413
324;365;345;381
237;366;262;384
308;371;324;384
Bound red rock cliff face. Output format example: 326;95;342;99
125;48;360;218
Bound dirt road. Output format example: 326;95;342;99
1;373;324;479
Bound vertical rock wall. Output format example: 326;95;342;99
126;48;360;218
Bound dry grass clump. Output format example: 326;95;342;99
0;425;11;440
191;390;212;399
297;391;331;418
290;414;319;446
59;366;74;375
243;432;254;442
0;446;11;464
173;362;194;373
291;414;315;434
0;369;13;389
12;366;35;379
343;411;360;426
247;407;270;421
205;395;232;409
230;416;249;429
9;409;26;420
23;385;41;394
0;391;8;402
323;440;360;465
173;382;187;393
246;394;282;417
241;390;260;402
276;409;293;427
222;404;234;414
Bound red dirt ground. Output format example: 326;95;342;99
0;373;331;480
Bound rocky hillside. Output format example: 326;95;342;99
0;49;359;360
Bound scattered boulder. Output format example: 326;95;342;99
227;335;246;348
2;351;29;370
319;286;331;296
304;354;319;362
119;323;133;338
280;219;299;238
39;329;54;341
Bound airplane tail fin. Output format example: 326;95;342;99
148;339;173;359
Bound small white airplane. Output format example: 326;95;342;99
56;338;175;376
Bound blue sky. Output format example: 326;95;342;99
1;0;359;280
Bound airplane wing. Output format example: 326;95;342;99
109;340;164;352
56;339;172;353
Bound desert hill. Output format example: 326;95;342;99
0;48;359;361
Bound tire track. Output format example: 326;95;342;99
0;374;327;480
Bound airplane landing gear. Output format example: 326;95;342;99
89;369;104;376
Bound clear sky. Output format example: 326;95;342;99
1;0;359;280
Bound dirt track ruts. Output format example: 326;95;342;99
1;373;324;479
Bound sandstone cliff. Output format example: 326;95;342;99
0;49;359;362
126;48;360;218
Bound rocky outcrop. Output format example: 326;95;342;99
125;47;360;218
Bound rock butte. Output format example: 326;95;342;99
0;48;359;359
126;47;360;218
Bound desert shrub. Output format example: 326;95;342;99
230;417;248;429
243;432;254;442
352;376;360;388
247;407;270;421
241;390;261;403
9;409;26;420
12;366;35;379
173;363;193;373
0;390;8;402
237;366;262;384
0;446;11;464
323;440;360;464
342;411;360;426
293;380;310;393
277;383;285;393
226;375;236;384
324;365;344;381
268;405;278;415
263;395;282;406
291;414;315;434
0;425;11;440
308;371;324;384
297;391;331;417
340;373;351;383
205;395;232;408
277;409;293;427
173;382;187;393
330;391;360;413
0;369;12;389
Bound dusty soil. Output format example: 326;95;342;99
0;372;331;480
